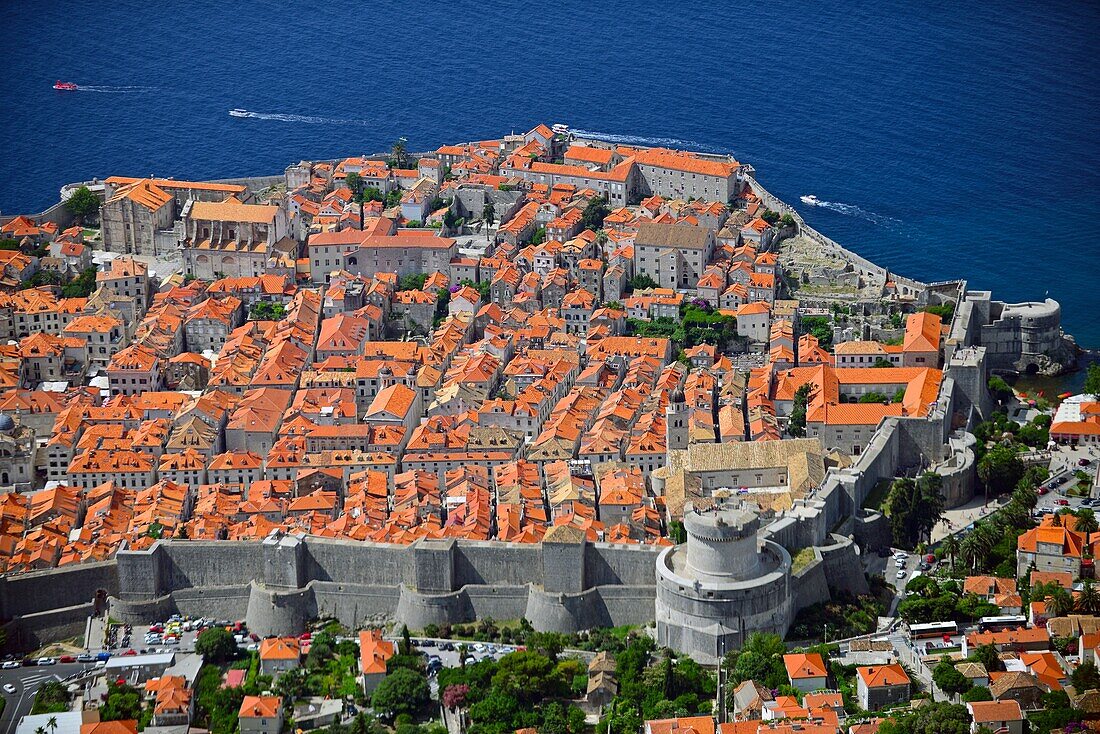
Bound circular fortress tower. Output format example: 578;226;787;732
655;501;792;665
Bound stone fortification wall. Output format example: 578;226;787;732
745;176;926;298
110;536;661;636
0;560;118;620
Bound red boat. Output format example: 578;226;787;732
53;80;78;91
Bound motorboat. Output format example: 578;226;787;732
551;123;569;135
229;108;249;117
800;194;820;206
53;80;78;91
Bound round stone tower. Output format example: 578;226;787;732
655;501;792;665
683;504;760;581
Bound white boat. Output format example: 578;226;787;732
229;108;249;117
800;194;820;206
551;123;569;135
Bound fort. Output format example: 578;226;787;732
0;283;1068;660
0;135;1081;666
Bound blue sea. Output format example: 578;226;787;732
1;1;1097;346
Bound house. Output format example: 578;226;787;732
1016;522;1086;578
358;629;395;694
955;661;990;690
783;652;829;693
238;695;283;734
642;716;715;734
258;636;300;676
967;699;1024;734
856;664;910;711
989;671;1045;709
632;222;716;290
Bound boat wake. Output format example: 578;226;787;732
571;128;707;150
803;197;900;225
75;85;156;93
228;109;369;126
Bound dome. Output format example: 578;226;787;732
670;388;685;405
0;414;14;433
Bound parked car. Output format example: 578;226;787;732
59;655;76;663
1057;499;1070;506
896;570;907;579
0;661;20;669
1037;487;1049;495
1080;458;1092;466
36;657;56;665
77;653;94;663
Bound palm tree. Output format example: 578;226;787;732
961;527;995;572
1012;484;1038;511
482;201;495;241
1076;508;1099;535
1078;580;1100;614
47;716;58;734
1047;587;1076;618
941;535;959;571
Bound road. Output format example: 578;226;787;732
0;664;85;734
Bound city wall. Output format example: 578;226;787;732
106;535;660;636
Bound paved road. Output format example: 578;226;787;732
0;664;86;734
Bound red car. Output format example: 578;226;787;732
58;655;76;663
298;631;312;640
1037;487;1049;495
1057;499;1070;506
122;649;137;656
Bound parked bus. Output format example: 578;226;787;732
908;621;958;640
978;615;1027;632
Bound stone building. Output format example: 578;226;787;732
0;413;36;490
632;222;716;290
101;177;248;256
654;502;792;665
633;148;741;202
180;198;291;280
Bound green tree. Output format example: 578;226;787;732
100;682;142;721
723;633;787;689
969;643;1002;673
940;534;959;571
1076;508;1099;535
195;627;237;663
482;202;495;241
1046;586;1076;618
1072;659;1100;690
273;666;307;700
390;137;410;169
491;651;560;704
371;667;429;720
977;444;1026;499
1078;579;1100;614
65;186;100;222
1011;483;1039;511
987;376;1013;404
580;195;611;231
1085;363;1100;396
529;226;546;245
887;473;946;549
961;686;992;702
346;172;364;201
872;358;894;368
960;525;996;572
629;274;660;291
932;657;972;696
798;315;834;349
788;383;813;438
30;681;69;714
877;701;971;734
